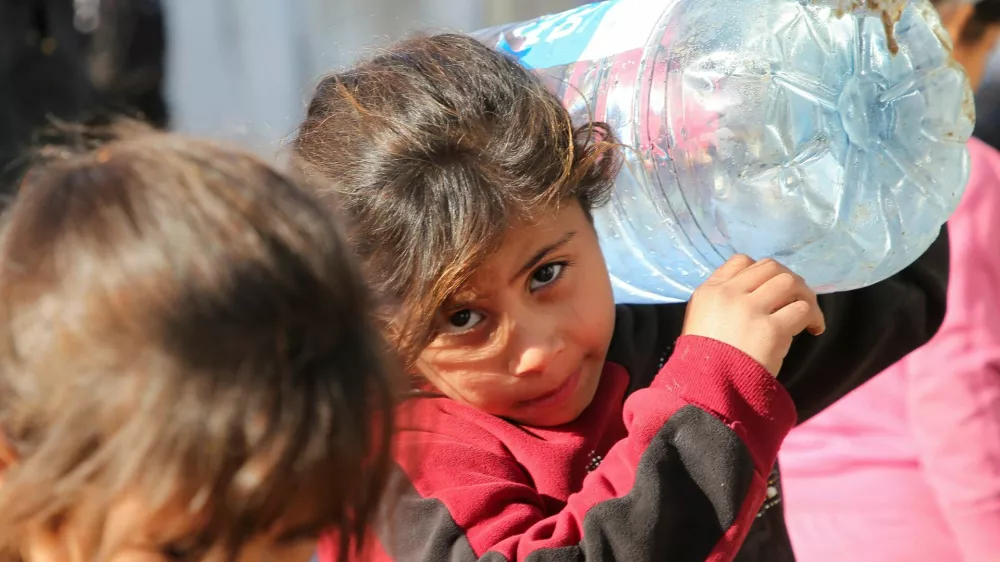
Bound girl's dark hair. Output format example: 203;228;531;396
0;126;396;560
968;0;1000;40
294;33;622;367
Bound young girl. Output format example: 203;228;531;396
0;128;395;561
296;34;949;561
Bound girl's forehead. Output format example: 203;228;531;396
452;205;587;297
501;204;583;252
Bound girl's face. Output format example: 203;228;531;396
17;492;320;562
416;201;617;427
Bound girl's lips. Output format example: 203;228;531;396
518;368;582;410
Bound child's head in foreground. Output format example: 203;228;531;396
0;128;395;561
295;33;623;428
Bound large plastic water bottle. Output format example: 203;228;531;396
474;0;973;304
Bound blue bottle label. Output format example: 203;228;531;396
496;1;619;69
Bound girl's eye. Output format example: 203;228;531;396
159;536;210;561
160;543;196;561
277;524;323;545
441;308;485;334
529;263;565;291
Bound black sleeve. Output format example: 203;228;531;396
606;302;686;396
610;225;950;424
778;225;949;423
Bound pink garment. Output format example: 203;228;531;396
779;137;1000;562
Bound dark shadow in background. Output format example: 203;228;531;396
0;0;168;201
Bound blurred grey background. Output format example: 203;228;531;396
164;0;583;155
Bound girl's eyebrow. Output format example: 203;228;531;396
511;231;576;284
444;284;498;311
275;521;324;544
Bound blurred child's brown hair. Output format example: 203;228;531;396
0;125;396;559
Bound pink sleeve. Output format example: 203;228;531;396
906;138;1000;562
